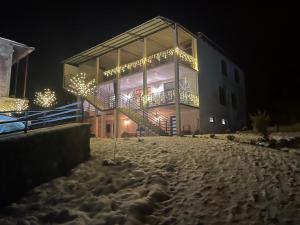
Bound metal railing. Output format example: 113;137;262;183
119;94;170;135
0;102;83;135
146;89;199;108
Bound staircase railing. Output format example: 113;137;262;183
118;94;170;135
85;90;115;111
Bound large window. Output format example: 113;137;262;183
231;92;237;109
221;59;227;76
219;86;227;105
234;68;239;83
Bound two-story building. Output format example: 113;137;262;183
63;16;246;137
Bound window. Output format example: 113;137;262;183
221;118;227;125
231;93;237;109
219;86;227;105
221;60;227;76
209;116;215;123
234;69;239;83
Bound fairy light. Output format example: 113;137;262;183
104;47;198;77
0;99;28;112
14;99;29;111
66;73;96;97
34;88;57;108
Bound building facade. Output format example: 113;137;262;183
63;17;246;137
0;37;34;111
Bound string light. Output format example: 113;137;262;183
0;99;28;112
104;47;198;77
145;90;199;108
66;73;96;97
34;88;57;108
14;99;29;111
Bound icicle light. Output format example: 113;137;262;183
104;47;198;77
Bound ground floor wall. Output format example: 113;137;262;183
85;104;200;137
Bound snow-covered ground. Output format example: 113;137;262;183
1;136;300;225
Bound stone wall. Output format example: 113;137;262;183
0;123;90;208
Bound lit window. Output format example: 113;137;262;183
209;116;215;123
221;118;227;125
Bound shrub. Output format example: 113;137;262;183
210;134;215;138
250;111;271;140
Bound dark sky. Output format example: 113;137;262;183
1;2;298;123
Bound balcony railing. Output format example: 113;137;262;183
145;90;199;108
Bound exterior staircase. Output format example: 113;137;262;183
84;92;170;136
118;95;170;136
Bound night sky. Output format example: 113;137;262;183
1;2;298;124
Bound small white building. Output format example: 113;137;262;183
0;37;34;111
63;17;247;136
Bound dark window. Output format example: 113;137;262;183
234;69;239;83
231;93;237;109
221;60;227;76
219;86;227;105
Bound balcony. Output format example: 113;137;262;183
103;47;198;80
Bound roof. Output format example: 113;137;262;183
0;37;35;64
63;16;176;66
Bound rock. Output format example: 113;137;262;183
102;159;116;166
128;198;154;221
132;170;146;178
40;209;77;223
209;134;215;138
148;187;170;202
280;147;289;152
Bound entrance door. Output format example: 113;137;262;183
106;121;114;138
170;116;176;136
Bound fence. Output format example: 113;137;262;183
0;101;83;135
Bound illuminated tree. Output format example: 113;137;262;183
34;88;57;108
66;73;96;97
14;99;29;111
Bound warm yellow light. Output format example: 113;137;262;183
34;88;57;108
103;47;198;77
124;119;130;126
66;73;96;97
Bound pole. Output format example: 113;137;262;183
23;56;29;98
14;62;19;97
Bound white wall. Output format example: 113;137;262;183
198;37;247;133
0;42;14;97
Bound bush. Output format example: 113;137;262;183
210;134;215;138
250;111;271;140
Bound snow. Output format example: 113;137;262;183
1;136;300;225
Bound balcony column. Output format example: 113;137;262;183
94;57;100;136
143;38;147;96
174;23;182;136
193;38;201;132
23;55;29;98
114;49;121;138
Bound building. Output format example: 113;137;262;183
63;17;246;137
0;37;34;111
